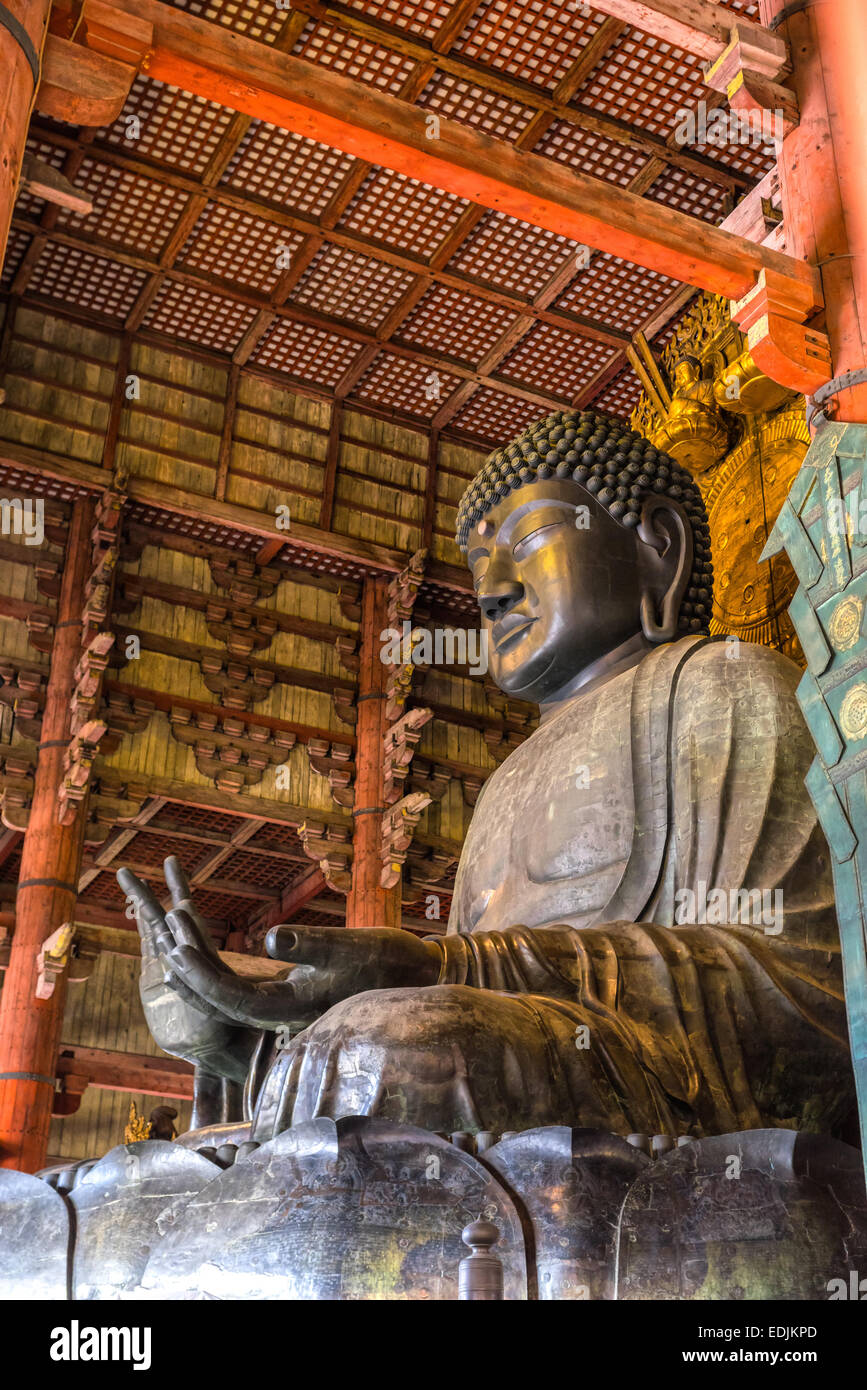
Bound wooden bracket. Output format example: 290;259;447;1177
704;25;798;139
731;268;832;396
380;791;432;891
36;34;139;125
298;819;352;895
36;921;74;1000
383;706;432;806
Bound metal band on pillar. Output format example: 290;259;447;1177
0;3;40;84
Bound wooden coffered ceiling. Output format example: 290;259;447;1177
3;0;776;449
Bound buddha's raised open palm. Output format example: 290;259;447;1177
117;857;441;1078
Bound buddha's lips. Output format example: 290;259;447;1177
493;615;537;652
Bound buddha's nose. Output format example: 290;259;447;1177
478;577;523;622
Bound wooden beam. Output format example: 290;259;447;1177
0;437;473;592
214;362;239;502
289;0;748;191
319;403;342;532
431;0;478;54
19;154;93;215
86;0;818;309
247;863;327;941
25;119;637;349
56;1044;194;1101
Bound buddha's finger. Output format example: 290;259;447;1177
166;904;225;971
169;945;311;1030
164;858;223;968
116;868;168;957
265;924;353;967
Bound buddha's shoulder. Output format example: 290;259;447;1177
671;636;805;726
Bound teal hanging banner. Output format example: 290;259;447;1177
762;419;867;1178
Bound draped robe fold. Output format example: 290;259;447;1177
248;637;854;1142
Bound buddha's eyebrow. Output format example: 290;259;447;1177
499;498;578;544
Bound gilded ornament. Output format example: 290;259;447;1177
650;356;729;474
712;347;795;416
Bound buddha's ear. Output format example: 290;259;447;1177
635;495;694;643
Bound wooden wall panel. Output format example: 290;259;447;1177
431;439;484;565
48;951;192;1163
0;308;116;464
228;377;329;524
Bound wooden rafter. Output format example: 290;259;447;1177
82;0;812;306
21;121;641;347
287;0;750;191
577;0;787;69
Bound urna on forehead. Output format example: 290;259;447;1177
456;406;715;635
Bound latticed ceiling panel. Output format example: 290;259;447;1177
178;204;307;294
398;283;519;364
98;76;236;175
190;889;258;923
554;252;678;335
2;0;778;449
124;832;207;871
593;367;643;418
646;165;733;225
535;120;651;188
290;243;417;330
79;871;131;908
264;536;371;583
55;158;192;258
452;0;603;90
447;211;574;297
165;0;287;44
294;17;418;93
0;459;90;503
153;803;243;838
221;124;357;217
1;228;32;289
341;0;454;43
575;27;718;140
417;72;537;142
251;318;363;389
353;353;463;419
247;822;302;853
27;243;148;320
500;323;614;399
144;279;260;351
339;170;470;259
218;849;301;888
127;501;263;553
453;385;544;440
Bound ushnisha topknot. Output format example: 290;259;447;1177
456;406;714;634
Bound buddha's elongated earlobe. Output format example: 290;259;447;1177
637;495;694;642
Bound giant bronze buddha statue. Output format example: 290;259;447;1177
119;408;856;1149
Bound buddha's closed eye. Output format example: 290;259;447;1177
512;521;564;559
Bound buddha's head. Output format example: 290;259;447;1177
456;408;713;706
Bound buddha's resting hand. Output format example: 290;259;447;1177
117;858;257;1082
168;922;441;1031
